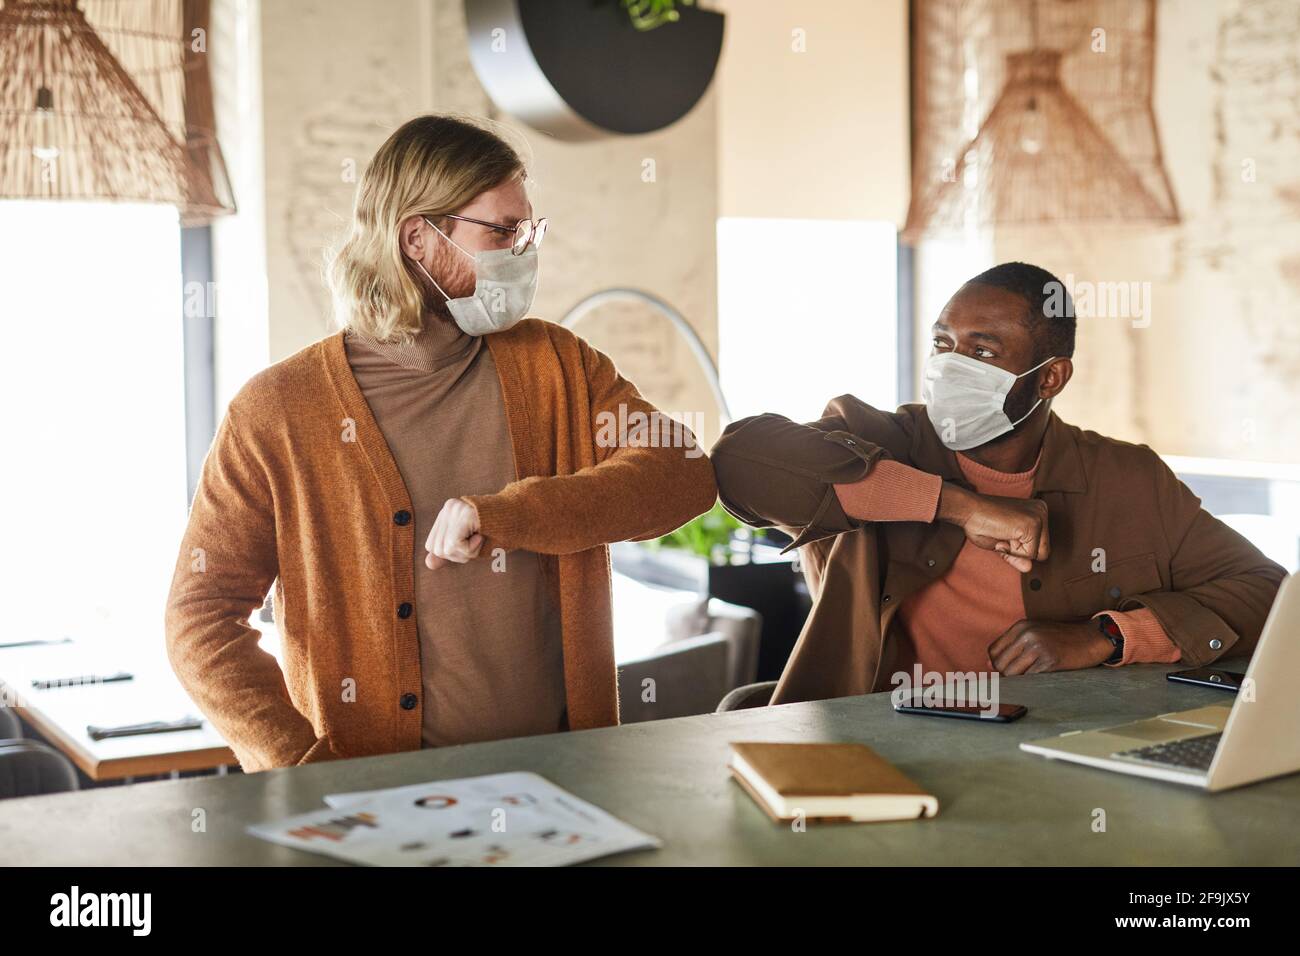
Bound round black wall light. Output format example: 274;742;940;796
465;0;725;141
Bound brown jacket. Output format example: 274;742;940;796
712;397;1285;705
165;319;717;772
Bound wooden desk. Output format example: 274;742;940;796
0;641;234;781
2;661;1297;865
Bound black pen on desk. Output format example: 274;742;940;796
31;671;134;690
87;717;204;741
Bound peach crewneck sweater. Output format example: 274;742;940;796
834;456;1179;673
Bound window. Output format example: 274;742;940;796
717;217;898;424
0;202;188;649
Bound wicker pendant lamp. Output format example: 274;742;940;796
0;0;233;224
904;0;1179;241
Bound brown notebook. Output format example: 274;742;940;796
729;742;939;823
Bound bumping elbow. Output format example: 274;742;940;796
709;452;767;530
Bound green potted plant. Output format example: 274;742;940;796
645;503;808;681
644;501;763;566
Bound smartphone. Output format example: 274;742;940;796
892;697;1027;723
1166;667;1246;692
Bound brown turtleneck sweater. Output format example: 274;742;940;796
344;318;565;748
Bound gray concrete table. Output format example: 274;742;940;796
3;661;1296;866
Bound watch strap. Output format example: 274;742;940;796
1097;613;1124;665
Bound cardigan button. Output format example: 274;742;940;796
394;510;411;526
926;558;936;568
1209;639;1223;650
882;594;891;603
400;693;418;710
1029;578;1042;591
1109;586;1122;598
397;602;413;619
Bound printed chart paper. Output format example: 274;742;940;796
247;771;660;866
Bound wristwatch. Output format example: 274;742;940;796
1096;614;1124;665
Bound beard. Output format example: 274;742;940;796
418;249;476;324
981;372;1043;446
424;296;454;324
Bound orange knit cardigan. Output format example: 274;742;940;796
164;319;718;772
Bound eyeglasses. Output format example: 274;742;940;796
440;213;548;256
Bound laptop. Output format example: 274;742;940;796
1020;573;1300;791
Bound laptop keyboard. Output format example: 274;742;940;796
1114;732;1221;772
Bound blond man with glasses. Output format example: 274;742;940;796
165;114;717;772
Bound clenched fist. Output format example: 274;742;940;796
425;498;482;570
938;483;1049;573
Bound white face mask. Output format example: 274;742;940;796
922;351;1057;451
411;216;539;336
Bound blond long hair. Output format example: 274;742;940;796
327;114;524;341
